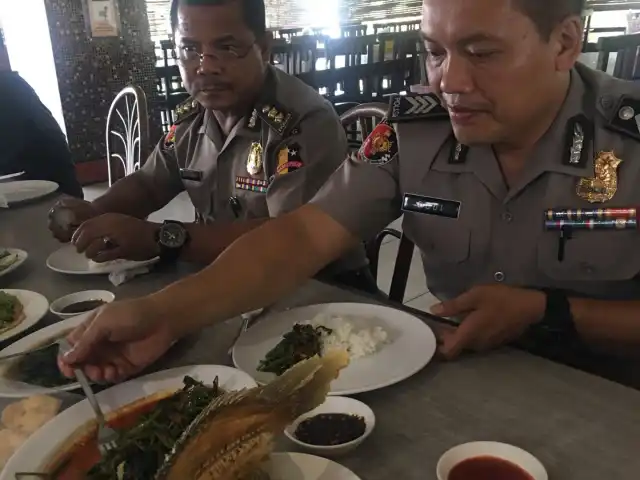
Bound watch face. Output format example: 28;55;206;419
159;223;187;249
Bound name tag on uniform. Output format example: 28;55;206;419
180;169;203;181
402;194;461;219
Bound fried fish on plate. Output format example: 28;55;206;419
155;349;350;480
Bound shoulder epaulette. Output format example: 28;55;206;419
606;95;640;141
387;93;449;122
174;97;201;125
254;102;296;136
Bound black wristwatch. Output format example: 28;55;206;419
155;220;190;263
539;288;577;337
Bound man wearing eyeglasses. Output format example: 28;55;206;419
47;0;375;292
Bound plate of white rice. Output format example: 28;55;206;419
232;302;437;395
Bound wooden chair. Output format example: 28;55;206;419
270;36;319;75
105;85;150;186
339;102;415;302
297;57;418;105
595;33;640;80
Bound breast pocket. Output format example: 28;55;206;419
182;179;213;220
235;189;270;219
403;212;472;297
538;229;640;284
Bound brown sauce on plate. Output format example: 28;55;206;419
449;456;534;480
294;413;366;446
60;300;106;314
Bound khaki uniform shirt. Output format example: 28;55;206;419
138;66;366;272
311;63;640;301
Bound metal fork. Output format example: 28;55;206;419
57;339;118;455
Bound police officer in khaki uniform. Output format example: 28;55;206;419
48;0;372;292
59;0;640;386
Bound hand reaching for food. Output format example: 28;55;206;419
57;297;178;383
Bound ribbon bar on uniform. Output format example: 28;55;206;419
545;207;636;221
545;218;637;230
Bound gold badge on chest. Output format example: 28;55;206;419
576;151;623;203
247;142;263;175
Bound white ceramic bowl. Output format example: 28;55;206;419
284;396;375;457
437;441;548;480
49;290;115;318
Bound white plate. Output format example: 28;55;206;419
0;180;58;205
0;289;48;343
0;172;24;182
0;313;90;397
232;302;437;395
264;452;362;479
1;364;258;478
0;249;28;279
46;244;159;275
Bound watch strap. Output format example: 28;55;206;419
539;288;577;337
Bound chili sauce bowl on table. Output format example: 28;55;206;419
284;396;375;457
49;290;115;319
437;441;548;480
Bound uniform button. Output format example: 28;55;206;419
494;271;505;282
502;212;513;223
580;262;595;274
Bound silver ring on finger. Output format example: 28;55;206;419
102;236;115;249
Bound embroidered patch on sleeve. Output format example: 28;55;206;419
276;142;304;175
163;125;177;150
358;120;398;166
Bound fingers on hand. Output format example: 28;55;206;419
438;313;484;360
431;289;480;317
62;313;104;364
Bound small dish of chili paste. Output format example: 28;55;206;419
285;396;375;457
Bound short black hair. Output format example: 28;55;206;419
514;0;585;39
170;0;266;38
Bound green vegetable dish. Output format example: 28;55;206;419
0;250;18;272
257;323;332;375
6;333;75;388
0;291;22;330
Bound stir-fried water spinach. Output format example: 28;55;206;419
86;376;221;479
7;337;74;388
257;324;332;376
0;291;19;326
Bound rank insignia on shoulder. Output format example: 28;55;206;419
163;125;177;150
388;93;448;122
174;98;200;124
358;120;398;166
255;103;294;136
276;142;303;175
607;96;640;141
